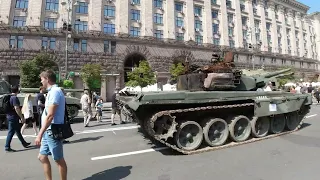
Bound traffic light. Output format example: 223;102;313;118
62;22;72;31
63;22;67;30
68;24;72;31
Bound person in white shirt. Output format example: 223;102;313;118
80;90;92;127
264;82;273;92
21;94;38;135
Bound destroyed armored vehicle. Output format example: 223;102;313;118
121;51;312;154
0;80;81;128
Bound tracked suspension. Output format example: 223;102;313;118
145;103;306;155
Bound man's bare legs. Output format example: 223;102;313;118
38;154;67;180
38;154;52;180
56;158;67;180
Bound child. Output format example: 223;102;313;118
95;98;103;122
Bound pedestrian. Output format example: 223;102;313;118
4;85;31;152
80;90;92;127
95;97;103;122
21;93;38;135
35;70;68;180
36;86;46;130
111;88;125;125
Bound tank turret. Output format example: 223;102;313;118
176;51;292;91
234;68;292;91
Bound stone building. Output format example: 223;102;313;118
0;0;319;100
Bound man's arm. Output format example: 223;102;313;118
38;104;58;137
12;97;25;121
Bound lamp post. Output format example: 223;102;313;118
61;0;78;78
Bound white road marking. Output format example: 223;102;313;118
90;113;319;160
306;114;317;119
0;125;140;140
91;147;169;160
112;130;116;135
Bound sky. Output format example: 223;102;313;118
298;0;320;14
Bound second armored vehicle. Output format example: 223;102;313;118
121;51;312;154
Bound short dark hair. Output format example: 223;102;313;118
11;85;19;93
40;70;56;83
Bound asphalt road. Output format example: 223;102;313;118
0;106;320;180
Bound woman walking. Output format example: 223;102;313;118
21;94;38;135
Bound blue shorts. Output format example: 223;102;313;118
39;130;64;161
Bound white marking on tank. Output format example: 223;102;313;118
91;147;169;160
112;130;116;135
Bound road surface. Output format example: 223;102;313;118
0;106;320;180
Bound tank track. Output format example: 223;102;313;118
146;102;305;155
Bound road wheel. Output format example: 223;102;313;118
203;118;229;147
251;117;270;138
175;121;203;151
229;115;251;142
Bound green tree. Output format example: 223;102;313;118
169;62;185;81
126;60;156;90
19;53;59;88
80;64;102;90
63;79;74;89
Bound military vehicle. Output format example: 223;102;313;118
120;51;312;155
0;80;81;128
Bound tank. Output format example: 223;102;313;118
0;80;81;128
120;51;312;155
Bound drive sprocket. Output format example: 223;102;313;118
150;113;178;141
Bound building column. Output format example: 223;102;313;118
296;12;304;57
234;0;243;48
100;76;107;102
220;0;229;46
258;0;267;52
279;5;288;55
288;10;297;57
246;0;257;46
269;2;278;53
164;0;175;39
203;0;213;44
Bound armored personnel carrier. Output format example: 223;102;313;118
121;51;312;154
0;80;81;128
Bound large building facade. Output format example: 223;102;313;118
0;0;319;100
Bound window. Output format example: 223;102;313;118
211;0;217;5
104;6;115;17
176;33;184;41
195;20;202;30
104;40;110;52
213;38;220;45
194;6;202;16
176;17;183;27
154;0;163;8
41;37;56;49
104;23;115;34
175;2;183;11
212;23;219;33
229;40;235;48
154;30;163;39
44;18;57;29
132;0;140;4
9;35;23;48
227;13;233;23
45;0;59;11
226;0;232;8
111;41;116;54
76;2;88;14
13;16;26;27
266;23;271;31
130;27;140;37
154;13;163;24
195;35;203;45
212;10;218;19
73;39;87;52
242;16;247;25
81;40;87;52
74;20;88;32
131;9;140;20
15;0;28;9
228;27;234;36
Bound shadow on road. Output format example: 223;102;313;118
299;122;311;130
82;165;132;180
67;136;104;144
16;145;39;152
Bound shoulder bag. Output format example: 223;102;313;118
46;103;74;140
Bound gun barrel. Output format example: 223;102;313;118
263;68;292;78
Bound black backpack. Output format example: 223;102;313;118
2;94;12;113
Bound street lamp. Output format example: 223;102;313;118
61;0;78;78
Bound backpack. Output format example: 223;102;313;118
2;94;12;113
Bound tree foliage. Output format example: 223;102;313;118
19;53;59;88
80;64;102;90
126;60;156;89
169;62;185;81
63;79;74;89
